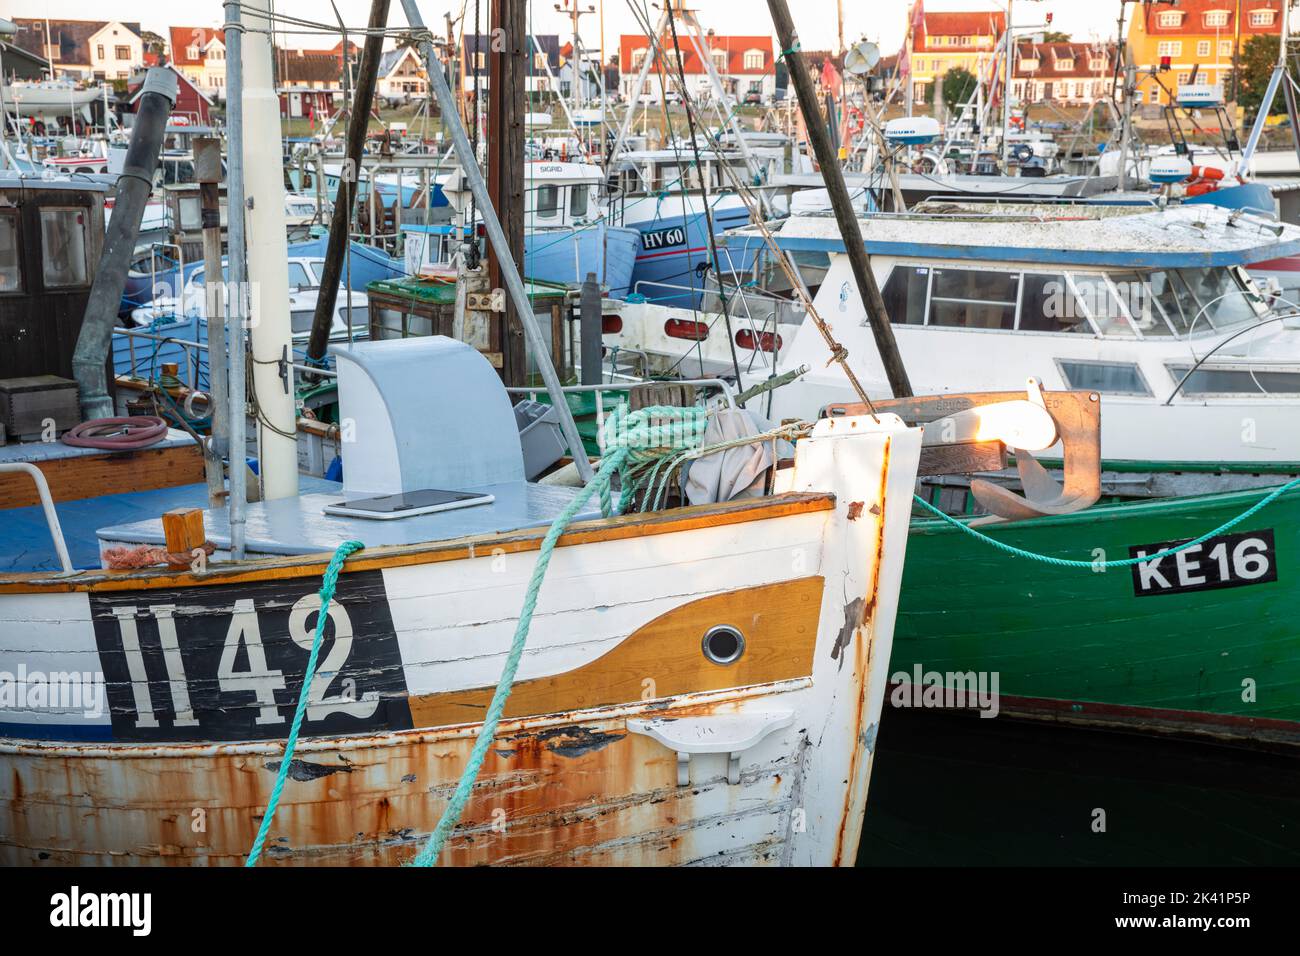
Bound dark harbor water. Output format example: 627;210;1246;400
858;707;1300;866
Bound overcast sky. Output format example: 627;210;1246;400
5;0;1129;53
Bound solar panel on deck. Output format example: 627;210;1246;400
322;488;495;520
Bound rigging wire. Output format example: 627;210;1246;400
664;3;746;393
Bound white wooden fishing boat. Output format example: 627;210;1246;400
0;335;921;865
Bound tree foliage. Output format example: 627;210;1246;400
1236;34;1296;119
937;66;978;112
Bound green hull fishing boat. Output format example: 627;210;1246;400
893;483;1300;748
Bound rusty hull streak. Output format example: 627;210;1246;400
1;690;805;866
832;435;890;866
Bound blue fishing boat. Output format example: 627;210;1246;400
609;148;769;307
422;162;640;296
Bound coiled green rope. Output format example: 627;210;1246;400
245;539;365;867
911;475;1300;570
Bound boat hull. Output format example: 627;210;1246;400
891;485;1300;747
523;223;640;298
0;415;921;865
621;194;758;307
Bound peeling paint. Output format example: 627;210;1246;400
536;726;626;758
846;502;864;521
264;758;355;782
860;723;877;753
831;597;864;666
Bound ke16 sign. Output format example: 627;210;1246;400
1128;529;1277;597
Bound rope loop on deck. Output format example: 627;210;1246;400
912;475;1300;570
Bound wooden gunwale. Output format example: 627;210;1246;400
0;491;836;594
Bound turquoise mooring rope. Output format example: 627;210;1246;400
912;475;1300;570
407;450;629;866
407;404;706;867
245;539;365;867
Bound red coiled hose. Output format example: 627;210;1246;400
61;416;169;450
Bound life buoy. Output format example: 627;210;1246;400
1188;165;1225;181
1186;180;1219;197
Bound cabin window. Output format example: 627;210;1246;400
342;305;368;330
1057;360;1152;396
39;208;90;289
287;262;312;289
1065;274;1136;337
881;265;930;325
1144;267;1262;335
1167;365;1300;395
0;213;21;292
570;184;589;219
290;309;315;335
928;268;1018;330
1180;267;1265;331
1018;273;1092;334
536;184;560;219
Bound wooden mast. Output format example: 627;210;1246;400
487;0;528;386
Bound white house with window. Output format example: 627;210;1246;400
376;46;426;99
88;22;142;80
618;34;775;102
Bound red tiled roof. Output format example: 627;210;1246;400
921;11;1005;37
1141;0;1283;35
618;34;774;75
169;26;224;67
915;9;1005;53
1014;40;1117;79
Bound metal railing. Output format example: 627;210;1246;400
0;463;72;573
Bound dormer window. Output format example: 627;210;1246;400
712;49;728;73
1204;10;1230;27
1058;58;1075;71
1089;57;1104;71
187;45;199;59
1158;11;1184;27
1251;9;1276;26
743;49;764;70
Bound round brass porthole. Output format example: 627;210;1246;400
702;625;745;665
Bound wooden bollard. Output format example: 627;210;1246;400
162;508;207;569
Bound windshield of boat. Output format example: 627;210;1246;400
1118;267;1267;337
879;263;1266;339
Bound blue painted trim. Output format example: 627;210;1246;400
0;723;114;743
770;233;1300;268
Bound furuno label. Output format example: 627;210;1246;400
1128;529;1277;597
89;572;412;742
642;226;686;251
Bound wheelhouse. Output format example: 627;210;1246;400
879;261;1270;339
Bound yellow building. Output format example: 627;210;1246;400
1127;0;1284;106
905;4;1006;103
